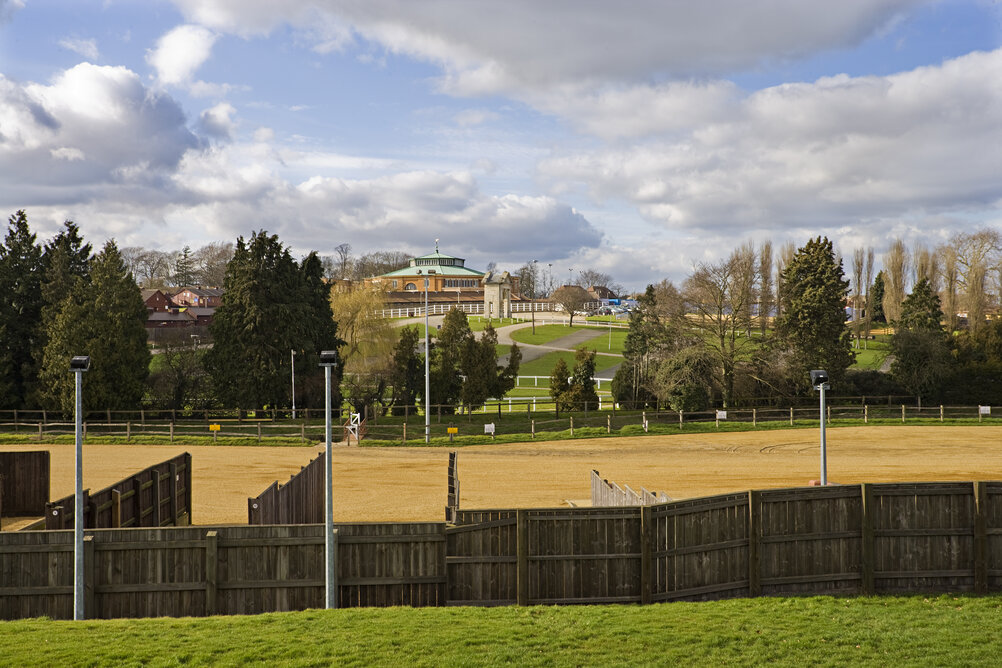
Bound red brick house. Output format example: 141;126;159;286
172;286;224;308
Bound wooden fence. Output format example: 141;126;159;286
44;453;192;530
0;523;445;619
248;452;325;525
0;451;50;517
3;481;1002;619
590;469;670;507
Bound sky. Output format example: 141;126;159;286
1;0;1000;290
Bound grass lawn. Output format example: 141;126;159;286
396;323;437;339
3;596;1001;666
467;316;523;331
510;324;592;346
517;350;621;377
575;329;628;355
851;337;892;370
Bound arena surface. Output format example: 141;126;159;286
3;425;1001;527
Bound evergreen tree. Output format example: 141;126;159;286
774;237;854;391
429;308;472;411
561;349;600;410
38;241;150;412
32;221;91;405
205;231;343;408
549;357;570;410
0;210;44;408
458;323;522;409
870;271;886;324
891;277;950;400
389;325;423;416
898;278;943;332
174;245;195;286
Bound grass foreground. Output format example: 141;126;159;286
3;595;1001;666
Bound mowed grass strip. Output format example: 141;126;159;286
509;324;592;346
3;596;1000;666
517;350;621;377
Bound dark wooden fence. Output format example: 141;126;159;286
247;452;325;525
44;453;192;530
0;451;50;516
3;481;1002;619
0;523;445;619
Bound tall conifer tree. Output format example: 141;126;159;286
0;210;44;408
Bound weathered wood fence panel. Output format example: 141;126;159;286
44;453;191;529
591;470;669;507
758;485;863;596
652;492;749;601
870;482;977;593
248;452;325;525
0;451;50;516
446;510;516;605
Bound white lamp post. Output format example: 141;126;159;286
319;350;339;608
811;370;830;486
70;355;90;620
531;259;538;335
291;349;296;420
417;268;435;443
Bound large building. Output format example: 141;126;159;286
365;248;522;316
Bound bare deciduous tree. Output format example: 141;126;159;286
851;248;865;347
883;239;909;327
758;241;773;336
863;248;875;346
939;244;959;332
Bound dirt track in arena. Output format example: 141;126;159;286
3;425;1002;527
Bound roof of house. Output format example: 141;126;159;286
184;307;216;317
378;249;486;279
175;286;224;297
147;311;196;323
141;289;167;301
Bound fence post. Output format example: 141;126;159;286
205;530;218;615
752;408;756;427
83;535;95;618
827;405;831;422
126;421;131;442
607;414;611;434
569;417;574;436
170;421;174;443
257;424;262;443
402;422;407;444
748;490;761;597
974;481;988;594
789;407;794;426
901;404;905;423
861;483;874;595
301;423;305;442
110;489;121;528
864;405;868;424
940;405;944;422
140;409;145;426
517;510;529;605
640;505;652;605
531;419;535;438
152;470;162;527
38;422;42;440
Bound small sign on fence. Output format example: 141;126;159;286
209;424;220;431
447;427;459;434
716;411;727;420
484;423;495;440
979;405;991;415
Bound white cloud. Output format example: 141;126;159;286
0;0;25;24
146;24;217;87
0;64;198;206
171;0;925;92
199;102;236;139
58;37;99;61
538;49;1002;238
453;108;498;128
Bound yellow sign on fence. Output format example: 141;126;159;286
209;424;221;432
447;427;458;434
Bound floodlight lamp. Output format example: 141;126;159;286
70;356;90;372
319;350;339;367
810;369;829;388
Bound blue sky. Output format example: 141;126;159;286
1;0;1000;289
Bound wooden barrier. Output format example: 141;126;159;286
591;469;670;507
248;452;325;525
0;523;445;619
44;453;191;529
5;481;1002;619
0;451;50;516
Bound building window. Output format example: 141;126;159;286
404;282;417;291
392;280;398;288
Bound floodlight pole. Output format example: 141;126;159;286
819;382;828;486
531;259;538;335
320;351;338;609
420;270;431;444
291;349;296;420
71;356;90;621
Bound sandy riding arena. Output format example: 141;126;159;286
3;425;1002;527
